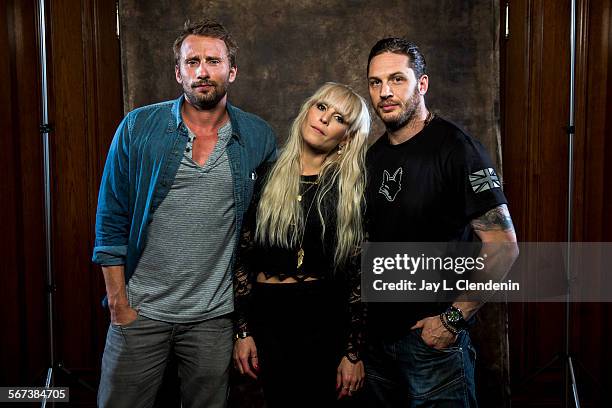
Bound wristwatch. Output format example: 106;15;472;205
443;305;468;332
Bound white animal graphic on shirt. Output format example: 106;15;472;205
379;167;403;202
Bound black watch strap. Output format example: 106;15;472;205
443;305;468;332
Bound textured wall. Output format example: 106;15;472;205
119;0;506;406
119;0;500;159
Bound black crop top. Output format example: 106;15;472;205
233;167;365;361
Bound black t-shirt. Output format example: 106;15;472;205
365;116;508;339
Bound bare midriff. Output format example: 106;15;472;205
256;272;319;284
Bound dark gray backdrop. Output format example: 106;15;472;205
120;0;501;157
119;0;507;406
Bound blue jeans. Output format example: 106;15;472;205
97;314;233;408
363;328;477;407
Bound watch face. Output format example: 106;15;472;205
446;308;463;323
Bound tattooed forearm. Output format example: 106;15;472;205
471;204;515;232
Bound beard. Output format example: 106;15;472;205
377;87;421;132
183;77;229;110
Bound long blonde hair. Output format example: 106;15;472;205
255;82;371;267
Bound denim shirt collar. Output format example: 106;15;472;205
169;94;243;143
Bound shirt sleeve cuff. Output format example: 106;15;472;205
92;245;127;265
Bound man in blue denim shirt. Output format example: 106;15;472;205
92;19;276;408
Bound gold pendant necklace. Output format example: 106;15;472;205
297;179;318;202
297;178;320;269
297;248;305;268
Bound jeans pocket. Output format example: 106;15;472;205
402;330;467;399
467;342;477;362
201;316;233;334
411;328;462;353
110;311;141;339
111;311;140;329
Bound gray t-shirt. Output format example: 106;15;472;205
128;122;236;323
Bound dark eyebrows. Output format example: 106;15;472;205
183;55;200;62
368;71;407;81
183;55;223;62
319;100;347;118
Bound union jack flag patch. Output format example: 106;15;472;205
469;168;501;193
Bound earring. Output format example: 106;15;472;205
337;143;345;155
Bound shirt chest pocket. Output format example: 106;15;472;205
243;169;258;204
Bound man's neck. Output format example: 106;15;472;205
181;95;229;131
387;106;430;145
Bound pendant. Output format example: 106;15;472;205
297;247;304;268
297;195;302;202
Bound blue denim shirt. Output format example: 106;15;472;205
92;95;277;285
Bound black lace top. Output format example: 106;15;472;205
233;168;365;362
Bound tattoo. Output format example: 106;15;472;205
471;204;515;232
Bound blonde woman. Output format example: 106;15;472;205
232;82;370;407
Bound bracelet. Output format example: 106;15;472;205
439;313;459;335
345;350;361;363
234;331;251;340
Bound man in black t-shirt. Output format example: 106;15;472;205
362;38;519;407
